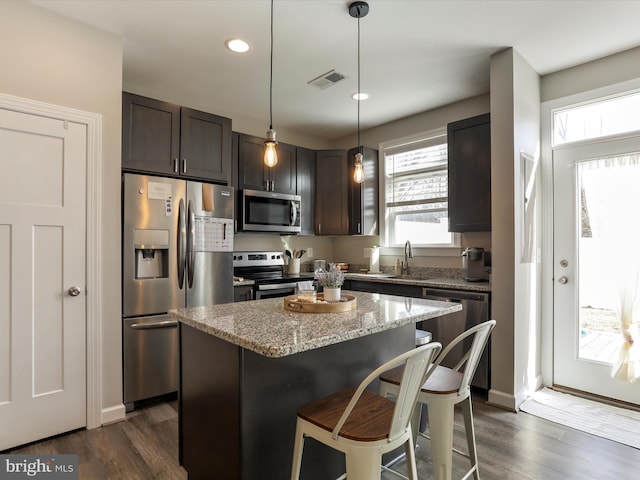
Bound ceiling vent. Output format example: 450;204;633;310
307;69;347;89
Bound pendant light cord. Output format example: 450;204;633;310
269;0;274;131
357;14;361;150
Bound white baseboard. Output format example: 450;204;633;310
101;403;126;426
487;388;517;411
515;375;544;411
488;375;544;413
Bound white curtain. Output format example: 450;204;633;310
579;155;640;382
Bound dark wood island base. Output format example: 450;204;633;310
179;322;415;480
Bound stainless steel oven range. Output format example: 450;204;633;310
233;251;315;299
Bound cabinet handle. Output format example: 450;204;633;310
358;222;361;234
182;158;187;173
318;223;321;234
173;158;179;173
265;180;269;191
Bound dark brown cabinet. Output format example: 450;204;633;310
315;148;379;236
233;285;253;302
315;150;349;235
447;113;491;232
343;279;421;298
122;92;232;184
348;147;379;235
237;134;296;195
296;147;316;235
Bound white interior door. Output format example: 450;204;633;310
553;136;640;405
0;107;87;450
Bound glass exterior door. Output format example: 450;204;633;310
553;137;640;405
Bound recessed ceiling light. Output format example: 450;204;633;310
352;92;369;101
225;38;250;53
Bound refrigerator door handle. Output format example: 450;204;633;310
187;199;196;288
177;198;186;289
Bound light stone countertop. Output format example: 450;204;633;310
345;273;491;293
169;290;461;358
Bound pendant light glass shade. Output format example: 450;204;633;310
353;151;364;183
264;128;278;168
264;0;278;167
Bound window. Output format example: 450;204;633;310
381;129;458;248
553;90;640;146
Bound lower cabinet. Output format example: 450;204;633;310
234;285;253;302
344;279;385;294
344;280;421;298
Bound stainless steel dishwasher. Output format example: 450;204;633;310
421;287;490;389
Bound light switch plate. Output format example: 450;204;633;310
363;247;372;258
307;247;313;258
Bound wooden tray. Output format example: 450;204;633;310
284;294;357;313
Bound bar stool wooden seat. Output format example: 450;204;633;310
290;342;442;480
379;320;496;480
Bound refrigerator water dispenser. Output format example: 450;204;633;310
134;229;169;279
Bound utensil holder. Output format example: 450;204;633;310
289;258;300;274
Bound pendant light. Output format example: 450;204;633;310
349;1;369;184
264;0;278;167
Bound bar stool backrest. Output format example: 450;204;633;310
330;341;442;443
434;320;496;396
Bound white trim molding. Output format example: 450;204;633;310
0;92;105;429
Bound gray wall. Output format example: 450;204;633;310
488;48;542;411
542;45;640;103
0;1;124;417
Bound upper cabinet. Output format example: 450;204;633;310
122;92;232;184
296;147;316;236
315;150;349;235
447;113;491;232
348;147;379;236
315;148;378;236
237;133;296;195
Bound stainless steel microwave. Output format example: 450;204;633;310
239;189;301;234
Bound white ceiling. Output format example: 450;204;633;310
31;0;640;141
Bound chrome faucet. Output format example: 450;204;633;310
403;240;413;275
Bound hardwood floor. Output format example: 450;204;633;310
5;393;639;479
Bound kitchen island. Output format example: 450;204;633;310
170;291;461;480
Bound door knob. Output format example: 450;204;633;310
68;286;81;297
558;276;568;285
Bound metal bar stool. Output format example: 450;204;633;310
290;342;442;480
379;320;496;480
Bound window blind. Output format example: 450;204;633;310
385;138;448;210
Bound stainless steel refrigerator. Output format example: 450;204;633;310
122;173;234;408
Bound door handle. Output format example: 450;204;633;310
177;198;186;289
68;286;81;297
130;320;178;330
186;200;195;289
558;276;568;285
290;200;298;227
